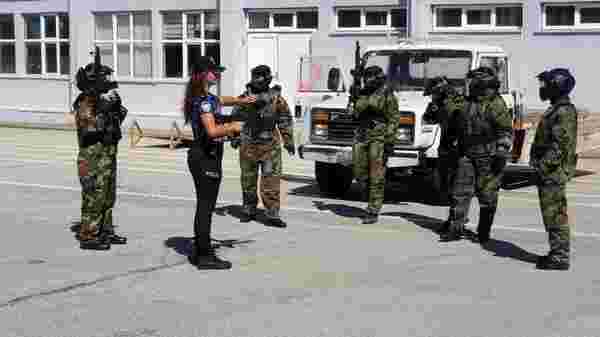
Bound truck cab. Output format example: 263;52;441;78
297;40;527;198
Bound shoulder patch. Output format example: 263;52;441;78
200;100;213;113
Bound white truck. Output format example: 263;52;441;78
297;40;528;198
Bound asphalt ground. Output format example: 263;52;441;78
2;127;600;337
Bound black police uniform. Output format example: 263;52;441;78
187;94;231;269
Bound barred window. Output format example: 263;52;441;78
94;12;152;78
434;5;522;31
162;11;220;78
0;15;15;73
24;14;69;75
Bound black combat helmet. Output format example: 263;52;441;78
248;64;273;93
466;66;500;97
536;68;575;101
362;65;386;94
423;76;450;97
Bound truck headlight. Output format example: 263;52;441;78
396;128;412;141
313;124;328;137
311;110;329;138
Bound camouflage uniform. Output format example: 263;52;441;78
74;90;126;249
530;97;578;267
352;86;400;222
237;87;294;224
443;92;513;242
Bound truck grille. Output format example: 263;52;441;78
327;112;357;142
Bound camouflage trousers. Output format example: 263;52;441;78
239;140;282;219
537;182;570;264
450;155;501;228
77;142;118;240
353;140;386;214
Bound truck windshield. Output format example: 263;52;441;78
298;56;345;92
363;50;472;92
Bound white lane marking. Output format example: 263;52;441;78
2;179;600;239
3;157;313;179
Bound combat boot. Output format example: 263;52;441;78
78;224;110;250
266;218;287;228
362;209;379;224
536;255;569;270
240;193;258;223
439;223;463;242
239;206;257;223
189;248;232;270
476;207;496;244
437;220;450;234
106;233;127;245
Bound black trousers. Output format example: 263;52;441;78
187;146;222;254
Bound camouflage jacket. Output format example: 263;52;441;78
530;97;578;185
449;93;512;155
353;86;400;144
236;88;294;147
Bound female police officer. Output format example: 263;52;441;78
183;56;254;269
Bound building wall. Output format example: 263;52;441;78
416;0;600;113
1;0;597;129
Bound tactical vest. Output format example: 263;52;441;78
75;91;124;147
457;96;496;149
241;88;278;144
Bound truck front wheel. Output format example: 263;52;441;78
315;162;353;197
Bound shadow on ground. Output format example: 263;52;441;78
290;180;449;207
479;238;539;264
164;236;255;257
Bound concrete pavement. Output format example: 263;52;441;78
2;127;600;337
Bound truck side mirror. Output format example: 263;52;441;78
327;67;341;91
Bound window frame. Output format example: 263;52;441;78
94;11;153;80
160;10;221;79
335;7;408;31
246;9;318;32
543;3;600;30
23;13;69;77
432;4;523;32
0;14;16;74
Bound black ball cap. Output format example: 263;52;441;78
190;56;225;74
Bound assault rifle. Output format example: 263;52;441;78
348;41;365;120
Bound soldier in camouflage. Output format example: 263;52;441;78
423;76;461;232
233;65;295;228
352;65;400;224
440;66;513;243
73;50;128;250
530;68;578;270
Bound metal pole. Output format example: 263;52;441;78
67;0;72;114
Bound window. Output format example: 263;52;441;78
336;7;407;30
0;15;15;73
434;5;522;30
24;14;69;75
247;10;318;30
162;11;220;78
94;12;152;78
479;56;508;94
543;3;600;29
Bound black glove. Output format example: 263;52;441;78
230;137;241;149
285;144;295;156
384;143;394;156
492;153;508;175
